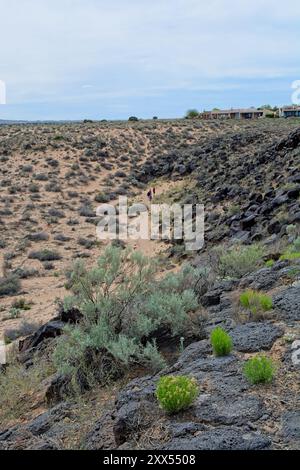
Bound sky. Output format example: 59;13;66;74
1;0;300;120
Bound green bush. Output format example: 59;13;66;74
53;247;204;388
185;109;199;119
156;375;199;413
240;290;273;318
265;259;275;268
243;355;275;384
280;252;300;261
210;327;233;356
214;244;263;278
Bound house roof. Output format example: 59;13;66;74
202;108;263;115
280;105;300;111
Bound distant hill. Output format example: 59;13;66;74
0;119;82;125
0;119;28;125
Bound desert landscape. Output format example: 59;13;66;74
0;117;299;450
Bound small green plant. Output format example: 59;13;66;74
240;290;273;318
280;252;300;261
156;375;199;414
210;327;233;356
280;237;300;261
265;259;275;268
243;355;275;384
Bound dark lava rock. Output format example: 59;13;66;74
268;220;282;234
169;354;238;381
116;375;157;409
239;267;280;290
271;194;289;208
208;372;250;396
0;403;72;450
166;421;207;438
287;186;300;199
162;426;271;450
113;400;155;446
19;320;64;354
201;279;237;307
26;403;72;436
230;322;283;352
84;410;116;450
201;289;221;306
240;215;257;230
55;304;83;324
273;284;300;322
290;211;300;224
231;231;251;243
194;394;265;425
45;373;73;405
281;411;300;446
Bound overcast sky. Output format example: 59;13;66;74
0;0;300;120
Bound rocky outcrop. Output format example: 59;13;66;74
131;126;300;249
0;403;72;450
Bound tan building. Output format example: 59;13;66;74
200;108;264;120
279;105;300;118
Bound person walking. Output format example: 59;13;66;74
147;189;152;202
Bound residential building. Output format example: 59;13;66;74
279;106;300;118
200;108;264;120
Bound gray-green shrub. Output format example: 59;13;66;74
213;244;263;278
0;275;21;297
53;246;205;388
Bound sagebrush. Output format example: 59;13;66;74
213;244;263;278
53;246;207;389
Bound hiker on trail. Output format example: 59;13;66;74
147;189;152;202
153;187;156;196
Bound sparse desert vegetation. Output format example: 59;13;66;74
0;118;299;450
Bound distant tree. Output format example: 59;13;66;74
153;116;158;120
185;109;199;119
258;104;272;110
83;119;93;123
128;116;139;122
